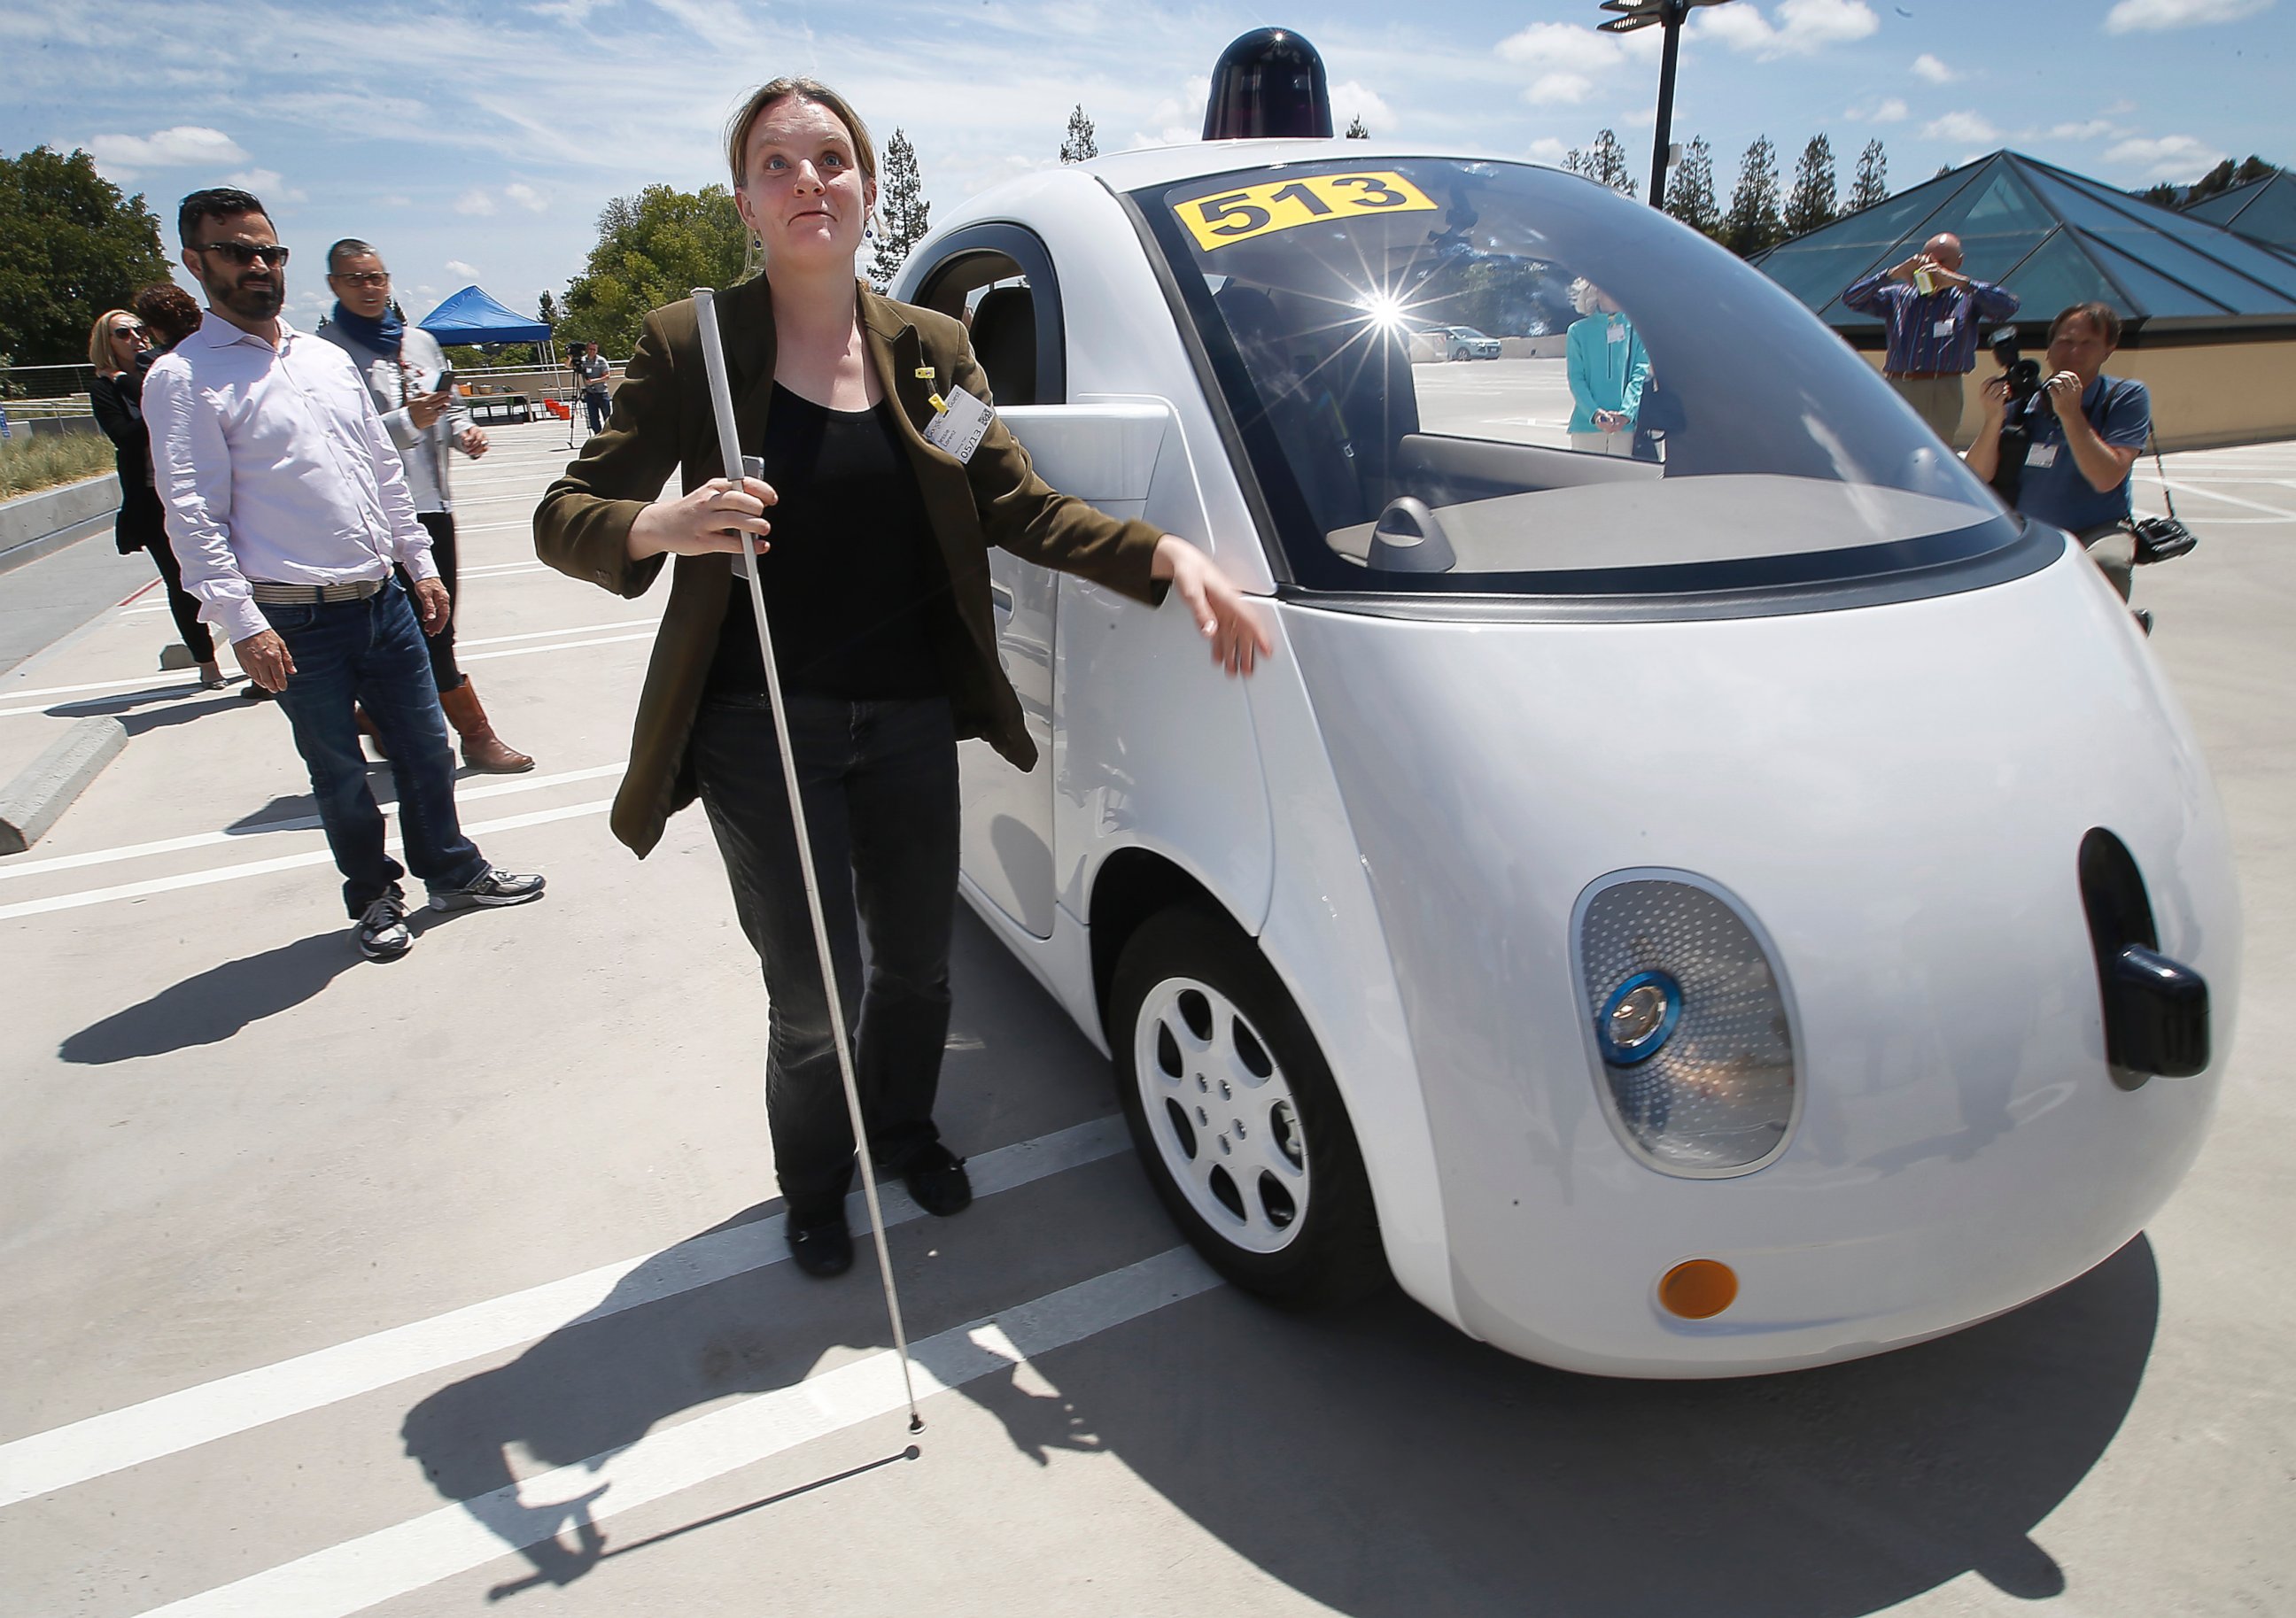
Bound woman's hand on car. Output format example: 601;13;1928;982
1152;536;1275;677
627;476;776;561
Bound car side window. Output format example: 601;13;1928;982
911;227;1067;407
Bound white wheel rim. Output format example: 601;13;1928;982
1133;975;1309;1255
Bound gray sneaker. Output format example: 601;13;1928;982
355;887;414;961
430;865;547;912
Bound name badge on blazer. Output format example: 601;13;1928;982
922;384;994;464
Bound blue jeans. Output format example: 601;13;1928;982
691;694;960;1219
262;580;487;917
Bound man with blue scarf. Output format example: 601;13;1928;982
319;239;534;771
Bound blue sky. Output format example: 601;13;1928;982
4;0;2288;334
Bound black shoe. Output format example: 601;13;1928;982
901;1144;973;1217
353;886;413;962
786;1209;852;1277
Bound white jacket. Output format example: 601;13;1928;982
315;321;473;515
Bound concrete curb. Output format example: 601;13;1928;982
0;717;128;855
0;475;122;577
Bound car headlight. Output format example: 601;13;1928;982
1571;871;1800;1177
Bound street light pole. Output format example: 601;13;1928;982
1598;0;1734;210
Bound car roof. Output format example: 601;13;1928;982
1067;139;1542;193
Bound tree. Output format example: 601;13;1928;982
560;183;747;354
1664;136;1720;237
2136;182;2181;208
1561;147;1591;178
0;146;172;367
870;128;931;291
1345;115;1369;140
1782;134;1838;239
1587;128;1638;198
2184;153;2280;207
1059;105;1098;165
1722;136;1784;257
536;290;559;329
1848;139;1889;213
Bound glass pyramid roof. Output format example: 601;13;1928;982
2183;171;2296;256
1757;151;2296;331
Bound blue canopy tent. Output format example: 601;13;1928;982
417;285;553;347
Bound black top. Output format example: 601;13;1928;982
708;383;951;701
89;364;167;552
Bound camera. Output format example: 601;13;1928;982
1984;327;2041;505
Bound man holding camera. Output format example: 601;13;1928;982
1965;302;2152;599
1842;232;2020;444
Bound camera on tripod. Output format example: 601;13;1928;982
1984;327;2040;504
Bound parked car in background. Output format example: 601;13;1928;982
1433;324;1501;360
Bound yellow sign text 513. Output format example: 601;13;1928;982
1173;171;1439;252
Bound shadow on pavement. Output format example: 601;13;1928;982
997;1233;2157;1616
393;910;2157;1613
58;931;360;1062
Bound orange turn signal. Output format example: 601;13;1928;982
1658;1259;1739;1320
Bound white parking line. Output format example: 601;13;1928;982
459;631;652;663
0;1117;1134;1511
0;764;627;883
2146;479;2296;521
130;1248;1217;1618
0;800;609;922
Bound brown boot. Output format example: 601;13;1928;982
354;706;390;760
438;676;534;773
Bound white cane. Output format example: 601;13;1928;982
691;287;925;1436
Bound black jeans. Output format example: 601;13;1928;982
145;534;216;664
392;511;462;693
692;693;960;1219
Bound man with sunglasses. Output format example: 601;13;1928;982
144;187;545;961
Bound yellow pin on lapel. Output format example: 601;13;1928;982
927;392;949;414
914;366;936;381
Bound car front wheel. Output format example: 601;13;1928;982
1111;907;1388;1305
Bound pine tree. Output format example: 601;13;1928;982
1664;136;1720;237
1588;128;1639;198
869;128;930;290
1345;115;1369;139
1059;106;1098;165
1722;136;1783;257
1848;139;1889;213
1562;147;1591;178
1782;134;1838;239
537;290;559;329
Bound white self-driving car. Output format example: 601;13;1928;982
890;143;2238;1378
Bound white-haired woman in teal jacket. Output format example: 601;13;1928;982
1564;278;1651;457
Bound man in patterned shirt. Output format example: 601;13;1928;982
1842;233;2021;445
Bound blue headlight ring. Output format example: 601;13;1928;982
1598;969;1683;1065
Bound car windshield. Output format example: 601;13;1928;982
1131;158;2018;598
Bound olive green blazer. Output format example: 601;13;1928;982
534;277;1167;857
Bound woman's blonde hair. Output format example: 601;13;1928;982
88;308;138;375
725;78;878;282
1569;278;1602;317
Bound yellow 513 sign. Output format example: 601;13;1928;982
1173;171;1439;252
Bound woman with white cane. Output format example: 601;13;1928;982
536;79;1270;1283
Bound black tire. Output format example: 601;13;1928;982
1110;907;1389;1306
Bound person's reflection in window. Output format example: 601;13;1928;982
1565;279;1651;458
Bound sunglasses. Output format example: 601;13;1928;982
194;241;291;268
112;324;149;342
332;270;390;289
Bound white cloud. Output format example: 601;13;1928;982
1526;137;1570;165
1849;97;1909;122
86;125;248;167
2046;119;2119;140
1775;0;1881;47
1911;52;1959;83
1923;111;2001;143
2105;0;2273;33
444;259;480;281
454;189;498;216
1526;72;1593;105
223;167;305;204
1688;0;1878;58
1499;21;1629;74
503;182;547;212
2106;132;2230;179
1329;81;1392;133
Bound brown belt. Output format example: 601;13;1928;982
1886;370;1961;381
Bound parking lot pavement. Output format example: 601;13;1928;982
1;422;2290;1616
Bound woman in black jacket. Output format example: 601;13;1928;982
88;297;225;688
